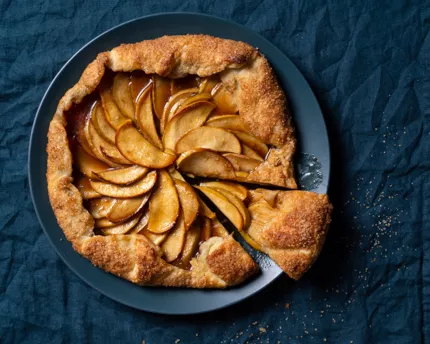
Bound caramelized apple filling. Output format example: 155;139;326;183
66;71;272;268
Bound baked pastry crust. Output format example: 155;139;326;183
246;189;333;280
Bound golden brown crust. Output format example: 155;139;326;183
220;55;294;148
78;234;193;287
72;231;256;288
267;249;314;280
47;116;94;242
78;232;258;288
206;235;258;285
108;35;257;78
247;190;332;280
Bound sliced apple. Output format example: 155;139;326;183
164;92;213;132
198;197;216;219
180;221;201;266
247;200;277;236
180;92;212;108
94;217;117;228
223;153;261;172
136;84;162;149
99;86;129;130
112;73;135;120
90;170;157;198
214;188;250;228
76;132;96;158
76;176;101;199
85;115;130;166
100;149;132;168
241;144;264;161
246;200;278;250
206;114;246;132
248;199;276;215
199;77;219;94
116;121;176;168
129;209;149;234
160;88;199;134
174;179;199;230
195;186;243;230
200;217;212;241
211;218;229;237
93;165;149;185
238;230;264;251
234;171;249;181
87;197;116;219
199;181;248;201
83;117;113;165
161;213;186;262
175;126;241;154
176;149;235;179
74;145;109;177
141;229;167;246
171;75;199;94
231;131;269;157
259;190;280;207
100;214;141;235
211;83;238;113
163;101;215;150
106;193;150;223
164;148;176;156
94;217;127;228
152;75;171;119
130;71;151;103
168;167;185;181
95;217;117;228
70;102;96;157
96;135;132;167
147;170;180;233
91;101;116;144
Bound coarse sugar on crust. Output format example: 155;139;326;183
247;190;333;280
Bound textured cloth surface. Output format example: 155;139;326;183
1;1;429;343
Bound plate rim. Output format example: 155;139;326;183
28;12;330;315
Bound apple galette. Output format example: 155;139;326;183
47;35;332;288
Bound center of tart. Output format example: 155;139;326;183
66;70;272;269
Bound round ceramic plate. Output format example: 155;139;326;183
29;13;330;314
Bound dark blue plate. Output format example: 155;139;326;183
29;13;330;314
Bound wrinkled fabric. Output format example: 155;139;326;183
1;0;429;343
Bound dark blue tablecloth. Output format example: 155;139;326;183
1;1;429;343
